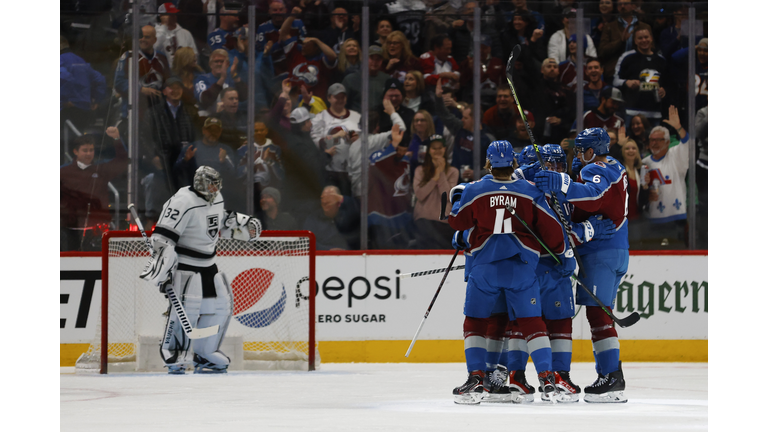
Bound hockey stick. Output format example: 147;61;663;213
440;191;448;220
405;248;461;357
128;204;220;339
399;264;465;279
505;205;640;328
505;45;588;278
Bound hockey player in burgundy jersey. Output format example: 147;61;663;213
448;140;576;404
534;128;630;403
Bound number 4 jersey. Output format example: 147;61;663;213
152;186;226;268
448;177;568;268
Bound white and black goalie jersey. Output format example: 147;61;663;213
152;186;225;268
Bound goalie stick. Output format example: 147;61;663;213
128;204;220;339
505;204;640;328
505;44;588;278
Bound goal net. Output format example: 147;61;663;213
75;230;318;373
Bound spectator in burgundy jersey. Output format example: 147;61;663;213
459;34;504;112
60;127;128;251
420;33;460;90
114;25;171;119
383;30;422;82
583;86;625;131
482;85;518;144
558;36;593;94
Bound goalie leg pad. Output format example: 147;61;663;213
160;271;202;367
193;272;234;370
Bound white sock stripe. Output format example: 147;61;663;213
551;339;572;353
509;339;528;352
591;324;614;332
526;336;551;353
592;337;620;353
465;335;487;350
486;339;503;353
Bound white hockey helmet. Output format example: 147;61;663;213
193;166;222;203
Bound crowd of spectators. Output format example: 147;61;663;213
60;0;707;251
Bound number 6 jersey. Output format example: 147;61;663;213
151;186;225;268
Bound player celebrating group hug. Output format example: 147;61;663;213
448;127;629;404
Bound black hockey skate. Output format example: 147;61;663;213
453;371;484;405
584;362;627;403
482;366;513;403
508;370;535;404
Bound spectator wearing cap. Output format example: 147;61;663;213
598;0;652;83
173;116;237;192
434;80;492;182
260;187;299;231
376;78;416;141
341;45;390;112
670;37;708;113
310;83;362;150
281;107;327;223
412;134;459;249
419;34;460;89
382;30;422;82
207;3;240;51
548;7;598;65
193;48;246;117
279;9;337;100
582;58;609;111
154;3;198;68
114;25;171;119
139;75;197;221
60;36;107;136
482;85;519;144
583;86;625;131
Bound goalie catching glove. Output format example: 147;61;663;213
569;215;616;244
221;211;262;241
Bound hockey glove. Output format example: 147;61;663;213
571;157;583;178
450;184;466;204
452;231;468;250
569;216;616;243
534;170;572;195
518;162;541;181
139;237;178;288
556;249;577;278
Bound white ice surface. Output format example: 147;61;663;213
61;362;707;431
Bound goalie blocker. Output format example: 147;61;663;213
140;166;262;374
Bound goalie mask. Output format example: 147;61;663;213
194;166;222;203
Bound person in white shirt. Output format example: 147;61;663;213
155;3;199;69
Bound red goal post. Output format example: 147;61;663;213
75;230;317;374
